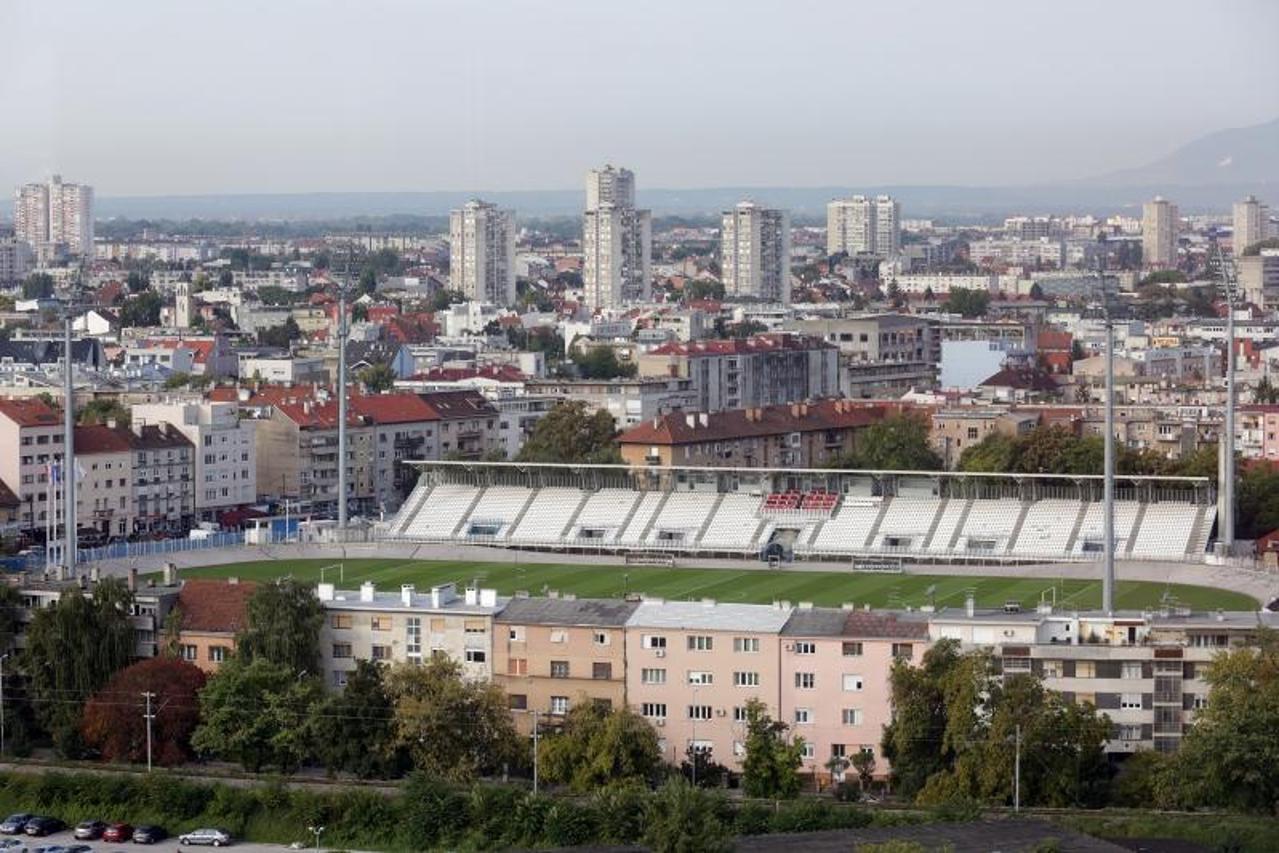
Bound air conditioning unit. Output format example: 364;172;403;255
784;644;795;652
654;649;666;658
715;708;726;717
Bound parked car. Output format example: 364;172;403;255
72;820;107;840
179;828;233;847
24;817;65;837
63;846;93;853
132;825;166;844
102;823;133;843
0;815;32;834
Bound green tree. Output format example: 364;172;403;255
1242;236;1279;256
941;287;990;318
740;698;805;799
881;639;962;798
851;750;877;792
77;397;131;426
830;413;942;471
516;400;622;464
256;285;300;306
957;432;1019;473
385;657;522;782
1255;376;1279;405
642;778;731;853
684;279;725;302
540;703;662;793
125;270;150;293
21;577;136;753
1237;463;1279;541
1140;269;1187;286
431;289;466;311
22;273;55;300
256;316;301;348
120;290;164;327
312;660;405;778
571;346;637;380
357;362;397;393
191;657;324;772
236;577;325;675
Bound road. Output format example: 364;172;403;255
0;829;356;853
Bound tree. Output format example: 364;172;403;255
191;657;324;772
540;704;662;793
1242;236;1279;256
740;698;804;799
851;750;877;792
21;577;136;753
516;401;622;465
882;639;965;799
941;287;990;319
830;413;943;471
642;778;731;853
571;347;637;380
1028;282;1045;300
1140;269;1186;286
311;660;405;778
1165;629;1279;813
957;432;1019;473
1237;463;1279;540
78;397;131;427
22;273;54;300
431;289;466;311
385;657;522;782
256;316;301;348
257;285;300;306
886;279;904;308
81;657;206;766
358;362;397;393
125;271;150;293
236;577;325;675
1255;376;1279;405
120;291;164;327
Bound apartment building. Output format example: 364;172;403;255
583;165;652;310
524;377;699;428
349;392;440;512
625;600;791;770
494;596;639;732
133;400;257;522
1233;195;1269;254
13;574;180;659
14;175;94;255
779;607;928;782
788;314;938;398
617;400;883;468
827;195;899;257
174;577;257;672
0;398;66;532
637;334;839;413
1141;197;1179;268
931;409;1040;468
75;424;135;537
129;424;196;535
317;581;504;690
449;199;516;306
721;202;791;303
254;395;376;515
422;390;502;461
891;273;997;296
1238;251;1279;309
931;604;1279;754
0;237;33;286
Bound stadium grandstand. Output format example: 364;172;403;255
386;462;1216;565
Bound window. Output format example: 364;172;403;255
181;645;198;662
793;641;816;655
1116;723;1143;740
795;672;816;689
842;708;863;726
509;694;528;710
641;668;666;685
891;643;914;659
332;670;348;689
842;674;864;692
687;635;713;651
801;742;815;760
371;645;391;661
733;706;749;722
1120;693;1143;710
464;620;487;635
687;671;714;686
508;626;524;642
641;702;667;719
1121;661;1143;680
842;641;863;657
593;631;610;646
733;637;759;653
831;743;847;759
1042;660;1063;678
507;658;528;676
371;615;392;632
405;617;421;657
1192;695;1209;710
550;696;570;715
550;660;570;678
549;629;568;644
688;705;713;721
642;634;667;650
464;649;487;663
794;708;812;725
330;613;352;629
592;662;612;680
207;646;228;663
733;671;760;687
332;643;353;659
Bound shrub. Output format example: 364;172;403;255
770;798;833;833
592;783;648;843
733;802;773;835
510;792;553;847
543;800;600;847
399;774;469;849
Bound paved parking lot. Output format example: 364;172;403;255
0;831;344;853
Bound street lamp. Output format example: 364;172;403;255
307;824;324;851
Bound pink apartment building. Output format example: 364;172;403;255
625;600;791;770
779;607;930;785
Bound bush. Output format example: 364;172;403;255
399;774;470;849
467;785;523;848
510;792;553;847
832;780;862;802
733;802;774;835
543;800;600;847
770;798;833;833
592;783;648;843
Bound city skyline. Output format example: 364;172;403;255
2;0;1277;196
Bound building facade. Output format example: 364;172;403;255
1233;195;1269;255
449;200;516;306
1141;196;1179;268
583;165;652;310
721;202;791;303
14;175;94;255
789;314;938;398
827;195;899;257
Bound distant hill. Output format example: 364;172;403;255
1079;117;1279;188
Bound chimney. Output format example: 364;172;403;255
698;412;709;427
128;567;138;592
685;413;696;429
480;588;497;607
464;586;478;606
791;403;801;418
90;566;101;583
317;582;336;602
360;581;376;602
227;576;239;585
965;594;975;617
162;562;177;586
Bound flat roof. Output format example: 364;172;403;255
627;600;792;633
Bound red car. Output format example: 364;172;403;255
103;822;134;843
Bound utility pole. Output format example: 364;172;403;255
336;249;351;540
63;315;77;578
142;691;156;772
1014;723;1021;813
1099;246;1115;615
1218;244;1237;553
532;709;540;795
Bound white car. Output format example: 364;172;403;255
178;828;232;847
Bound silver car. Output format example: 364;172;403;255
178;828;232;847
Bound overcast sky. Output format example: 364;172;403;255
2;0;1277;197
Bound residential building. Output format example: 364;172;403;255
449;200;516;306
0;397;65;533
583;165;652;310
0;237;33;286
74;424;135;537
349;392;440;513
624;600;791;770
494;596;639;731
637;334;839;413
128;423;196;534
1233;195;1269;254
788;315;937;397
419;390;502;460
779;607;928;782
317;581;504;689
1141;197;1179;268
14;175;94;255
617;400;885;468
890;273;997;296
931;409;1039;468
826;195;899;256
174;577;257;672
132;400;257;523
721;202;791;303
13;574;180;659
524;377;700;428
1238;251;1279;309
239;354;328;384
253;394;375;515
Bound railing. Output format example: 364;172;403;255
75;531;246;564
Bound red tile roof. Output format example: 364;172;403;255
619;400;886;446
177;578;259;634
349;392;438;425
74;424;134;454
0;398;62;428
842;610;930;639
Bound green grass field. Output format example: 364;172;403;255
178;558;1260;611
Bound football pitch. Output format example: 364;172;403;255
178;557;1260;612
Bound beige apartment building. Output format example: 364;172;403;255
931;409;1039;468
494;596;638;732
75;424;135;537
0;398;67;533
317;581;504;690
